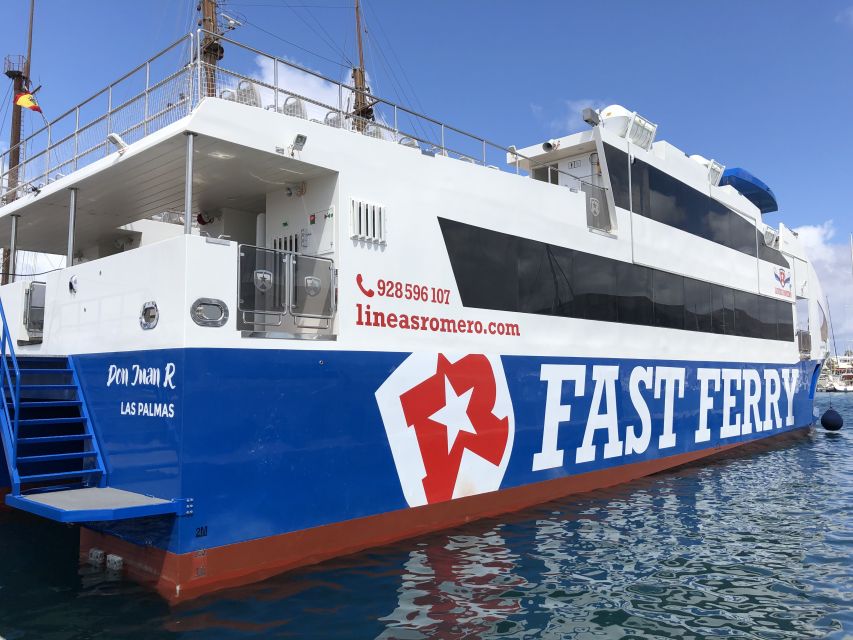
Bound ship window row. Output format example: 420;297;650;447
603;144;789;267
438;218;794;341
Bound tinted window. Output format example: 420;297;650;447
627;154;763;261
704;202;730;246
735;290;760;338
729;213;757;257
574;253;618;322
684;278;712;332
616;261;653;325
631;159;649;217
438;218;518;312
777;300;794;341
711;284;735;335
758;242;789;267
518;241;558;315
603;145;630;210
653;270;685;329
759;296;780;341
532;164;559;185
439;218;793;341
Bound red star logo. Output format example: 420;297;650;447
398;354;510;504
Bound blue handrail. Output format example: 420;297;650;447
0;300;21;494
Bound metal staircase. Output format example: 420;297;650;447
0;301;187;522
7;355;106;494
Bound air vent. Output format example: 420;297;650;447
350;199;386;244
274;233;300;253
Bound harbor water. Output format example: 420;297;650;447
0;394;850;639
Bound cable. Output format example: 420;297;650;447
361;4;437;142
227;3;354;8
0;82;13;142
0;267;62;278
241;17;350;68
279;1;353;67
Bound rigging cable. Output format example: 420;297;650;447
279;0;353;67
361;3;436;143
240;16;350;68
0;82;13;143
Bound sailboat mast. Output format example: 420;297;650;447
2;0;35;283
351;0;373;131
199;0;224;97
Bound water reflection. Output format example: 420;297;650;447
0;397;851;639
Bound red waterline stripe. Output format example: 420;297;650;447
81;426;812;604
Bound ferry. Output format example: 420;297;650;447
0;9;829;602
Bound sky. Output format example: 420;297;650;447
1;0;852;343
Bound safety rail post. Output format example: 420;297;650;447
44;125;51;184
273;56;279;112
144;61;150;135
106;85;113;157
73;106;80;170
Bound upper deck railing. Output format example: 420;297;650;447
0;30;597;205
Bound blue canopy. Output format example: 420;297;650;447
719;167;778;214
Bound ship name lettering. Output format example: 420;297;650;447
107;362;177;389
532;364;800;471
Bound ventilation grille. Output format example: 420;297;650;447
274;233;300;253
350;200;386;244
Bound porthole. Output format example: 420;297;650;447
140;301;159;330
190;298;229;327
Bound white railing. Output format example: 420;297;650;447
0;30;598;205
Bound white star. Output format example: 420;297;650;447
428;376;477;453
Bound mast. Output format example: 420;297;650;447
351;0;373;132
2;0;35;284
199;0;224;97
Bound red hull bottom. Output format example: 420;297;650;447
80;427;811;603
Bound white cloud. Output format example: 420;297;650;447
836;6;853;28
549;99;609;135
793;220;853;347
251;56;394;131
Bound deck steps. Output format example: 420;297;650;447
2;355;105;494
0;348;182;522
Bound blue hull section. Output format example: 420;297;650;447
70;349;820;555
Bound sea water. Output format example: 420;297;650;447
0;394;850;639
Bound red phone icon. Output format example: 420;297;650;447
356;273;375;297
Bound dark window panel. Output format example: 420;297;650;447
439;217;794;341
653;270;685;329
729;213;758;257
734;290;760;338
603;144;630;210
758;242;789;267
630;158;649;217
704;202;731;247
711;284;735;335
759;296;780;341
438;218;518;312
616;261;653;325
573;252;618;322
684;278;712;332
777;299;795;341
518;241;575;316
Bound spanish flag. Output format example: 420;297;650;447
14;92;41;113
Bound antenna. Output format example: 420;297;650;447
220;13;242;31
